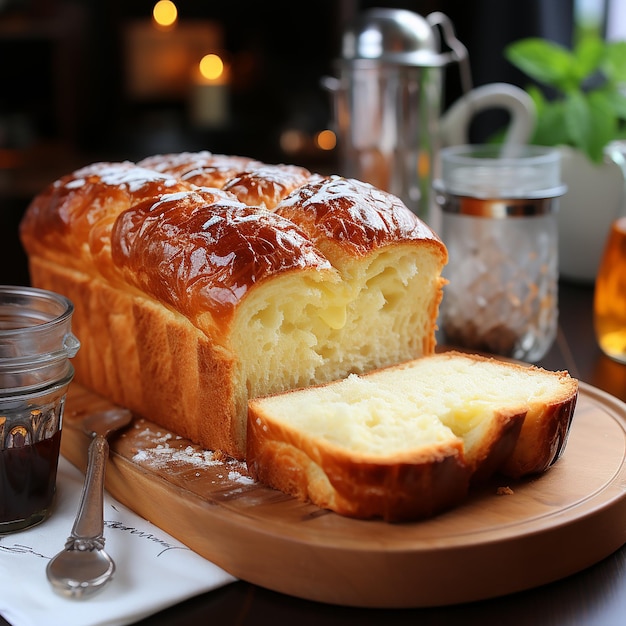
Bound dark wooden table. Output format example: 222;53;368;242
134;280;626;626
3;280;625;626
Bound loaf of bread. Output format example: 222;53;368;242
247;351;578;521
19;153;447;459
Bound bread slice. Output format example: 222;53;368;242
246;351;579;522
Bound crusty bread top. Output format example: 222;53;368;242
137;151;263;187
20;153;447;332
19;162;190;267
275;175;441;261
222;164;315;209
111;190;333;323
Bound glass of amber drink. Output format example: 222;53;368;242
594;216;626;364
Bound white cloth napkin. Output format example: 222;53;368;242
0;456;237;626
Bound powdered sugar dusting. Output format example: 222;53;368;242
70;162;179;192
130;421;254;486
100;166;179;192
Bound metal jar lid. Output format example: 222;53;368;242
432;191;563;217
338;8;468;68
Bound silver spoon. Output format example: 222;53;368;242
46;408;132;599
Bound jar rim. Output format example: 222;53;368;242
0;286;80;370
0;285;74;337
437;145;565;200
439;144;561;164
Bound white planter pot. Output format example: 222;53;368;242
557;145;626;283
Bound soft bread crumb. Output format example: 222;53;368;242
250;353;573;457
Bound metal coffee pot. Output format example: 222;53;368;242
322;8;535;223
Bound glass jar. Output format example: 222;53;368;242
433;145;566;362
0;285;80;533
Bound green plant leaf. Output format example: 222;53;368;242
588;91;618;158
532;100;570;147
564;91;616;162
526;87;570;146
526;84;547;114
603;41;626;83
505;38;576;91
572;35;604;82
604;89;626;120
506;34;626;158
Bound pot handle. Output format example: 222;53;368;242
440;82;536;149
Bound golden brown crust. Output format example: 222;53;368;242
499;393;578;478
275;175;446;262
222;164;314;209
466;408;527;484
19;161;195;280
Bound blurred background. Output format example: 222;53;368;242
0;0;615;285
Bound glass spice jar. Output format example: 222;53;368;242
433;145;566;362
0;285;80;533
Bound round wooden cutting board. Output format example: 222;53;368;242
60;381;626;608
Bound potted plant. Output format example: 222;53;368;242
504;35;626;282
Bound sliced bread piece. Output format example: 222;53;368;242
246;351;579;522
